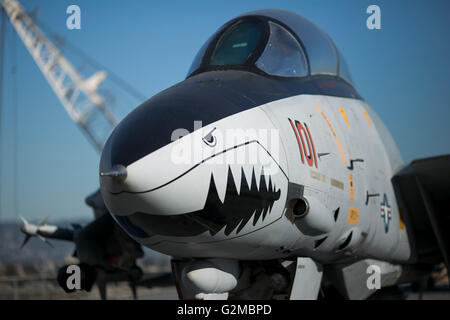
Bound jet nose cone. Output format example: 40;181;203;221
98;73;291;247
99;105;290;245
99;133;128;194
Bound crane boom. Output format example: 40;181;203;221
1;0;118;151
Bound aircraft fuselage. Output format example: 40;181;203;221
99;70;410;265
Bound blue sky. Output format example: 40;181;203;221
0;0;449;222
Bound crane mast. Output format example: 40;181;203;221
1;0;118;151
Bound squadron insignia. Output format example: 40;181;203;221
380;193;392;233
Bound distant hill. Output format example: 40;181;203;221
0;221;169;276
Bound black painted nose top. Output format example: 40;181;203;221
106;70;287;167
104;68;339;168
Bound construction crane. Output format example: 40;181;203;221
0;0;118;151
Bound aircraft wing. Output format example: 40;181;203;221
392;155;450;270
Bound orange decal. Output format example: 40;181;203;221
315;104;347;166
362;109;373;130
347;206;360;225
338;107;351;129
348;174;354;201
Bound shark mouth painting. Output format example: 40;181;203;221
115;166;281;238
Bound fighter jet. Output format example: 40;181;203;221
19;190;173;299
99;9;450;299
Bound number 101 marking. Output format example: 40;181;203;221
288;118;318;168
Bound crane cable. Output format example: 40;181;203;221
11;22;18;218
0;8;6;222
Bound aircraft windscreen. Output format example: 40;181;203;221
210;20;261;66
255;22;308;77
187;10;355;87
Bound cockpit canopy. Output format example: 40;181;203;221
187;9;353;85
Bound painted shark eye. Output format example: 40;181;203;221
202;128;217;147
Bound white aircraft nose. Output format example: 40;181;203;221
99;101;289;241
100;132;288;241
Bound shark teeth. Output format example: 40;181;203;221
205;165;281;236
229;164;243;195
215;164;277;205
213;164;229;204
125;165;281;239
